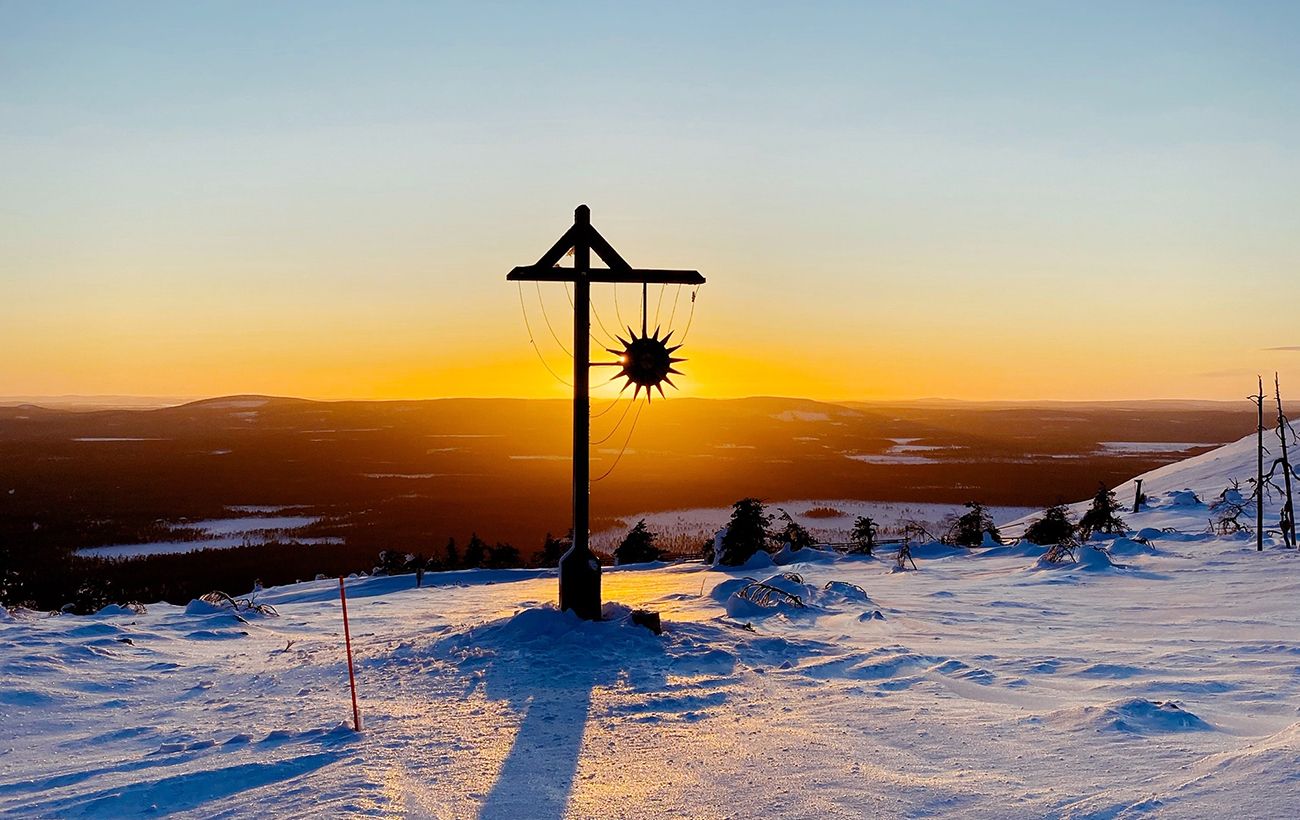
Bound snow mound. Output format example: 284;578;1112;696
1107;537;1158;557
1032;545;1123;573
772;544;838;565
719;573;874;619
1161;489;1204;508
1048;698;1213;734
711;549;776;571
451;603;663;652
975;542;1050;558
183;598;230;615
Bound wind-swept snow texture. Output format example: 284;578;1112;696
3;434;1300;818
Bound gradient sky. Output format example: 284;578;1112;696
3;1;1299;402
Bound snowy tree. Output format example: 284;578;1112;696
772;509;814;552
947;502;1002;547
1078;483;1126;540
718;498;772;566
1023;503;1077;546
614;519;662;565
849;516;877;555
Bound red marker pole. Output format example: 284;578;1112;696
338;577;362;732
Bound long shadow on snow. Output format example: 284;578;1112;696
434;603;839;820
438;606;672;820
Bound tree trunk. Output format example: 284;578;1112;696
1275;374;1297;549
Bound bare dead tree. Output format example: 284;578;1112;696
1274;374;1297;548
1249;376;1265;551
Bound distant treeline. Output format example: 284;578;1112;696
0;525;700;613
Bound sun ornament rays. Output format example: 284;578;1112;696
608;325;686;402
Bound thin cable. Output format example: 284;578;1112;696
593;399;645;482
517;282;573;387
592;397;635;444
590;294;620;347
678;285;701;343
590;394;624;420
666;284;683;331
653;283;666;329
613;281;627;331
535;281;573;358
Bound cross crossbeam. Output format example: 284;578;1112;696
507;266;705;285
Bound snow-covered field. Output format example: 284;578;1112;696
3;434;1300;818
76;514;331;559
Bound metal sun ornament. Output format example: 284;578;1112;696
608;325;685;401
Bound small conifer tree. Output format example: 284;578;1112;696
463;533;488;568
535;531;572;568
1023;503;1077;545
614;519;662;565
772;509;814;552
1078;483;1126;539
850;516;878;555
485;542;521;569
718;498;772;566
948;502;1002;547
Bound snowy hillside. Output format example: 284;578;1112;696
3;437;1300;818
1005;431;1290;538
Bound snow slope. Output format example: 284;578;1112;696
3;436;1300;818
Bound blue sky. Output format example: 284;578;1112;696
3;1;1298;399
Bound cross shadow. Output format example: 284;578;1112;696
478;679;594;820
444;607;670;820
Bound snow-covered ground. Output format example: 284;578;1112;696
3;434;1300;818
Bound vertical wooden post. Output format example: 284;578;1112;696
338;577;362;732
1132;479;1143;514
559;205;602;620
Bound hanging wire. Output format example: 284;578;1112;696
590;394;624;420
653;282;667;329
677;285;701;343
666;283;683;331
593;398;645;482
516;282;573;387
589;292;620;347
612;281;628;330
535;281;573;358
592;396;635;444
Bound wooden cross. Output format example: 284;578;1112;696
507;205;704;620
